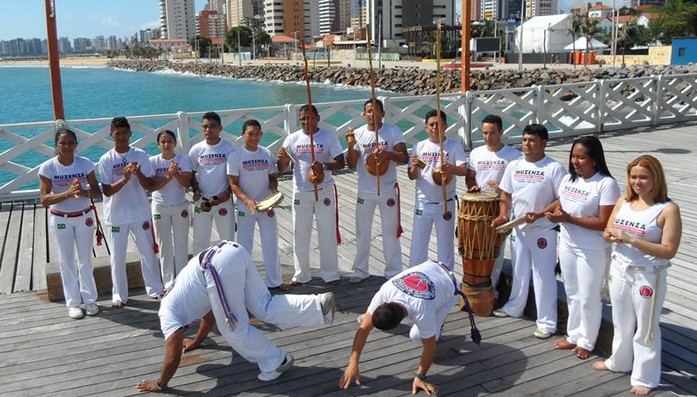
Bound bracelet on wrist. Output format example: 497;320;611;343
155;381;164;391
415;373;427;381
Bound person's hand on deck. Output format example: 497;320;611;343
136;379;163;392
182;338;200;352
412;376;438;395
339;363;361;389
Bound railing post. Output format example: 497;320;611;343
177;111;190;155
534;85;542;124
286;104;299;136
597;79;605;135
380;95;392;120
653;74;662;126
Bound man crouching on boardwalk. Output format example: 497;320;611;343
136;241;336;392
339;260;463;395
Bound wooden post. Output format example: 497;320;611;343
45;0;65;120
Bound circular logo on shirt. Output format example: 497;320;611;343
218;207;228;216
537;238;548;249
267;209;275;217
181;210;189;218
142;221;150;230
386;198;396;207
85;217;94;227
443;211;452;221
323;197;331;206
392;272;436;300
639;285;654;299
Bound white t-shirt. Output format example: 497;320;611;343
38;156;94;212
188;139;236;198
499;156;567;234
612;201;672;267
149;154;192;205
558;173;620;249
467;144;522;193
408;138;466;202
352;122;404;195
158;256;212;340
227;146;276;201
282;128;344;192
367;261;455;339
97;147;154;225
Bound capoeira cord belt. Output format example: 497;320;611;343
438;262;482;345
611;254;671;343
199;241;239;331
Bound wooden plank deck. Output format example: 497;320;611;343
1;122;696;396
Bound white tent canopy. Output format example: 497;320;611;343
564;37;608;51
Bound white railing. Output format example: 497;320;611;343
1;73;695;201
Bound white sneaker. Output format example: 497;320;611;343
68;307;84;319
85;303;99;316
348;275;366;284
492;309;509;318
534;327;553;339
257;353;294;382
319;292;336;324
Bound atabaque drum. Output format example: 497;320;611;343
457;191;501;316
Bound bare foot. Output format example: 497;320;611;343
574;346;590;359
630;386;653;395
554;340;576;350
592;361;608;371
111;301;125;309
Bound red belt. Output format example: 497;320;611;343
50;207;93;218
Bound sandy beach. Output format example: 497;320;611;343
0;55;110;67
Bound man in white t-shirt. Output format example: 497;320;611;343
277;104;345;285
136;241;336;392
228;119;286;289
188;112;236;255
465;114;522;297
339;260;460;395
97;116;164;307
345;99;408;283
492;124;567;340
407;110;467;270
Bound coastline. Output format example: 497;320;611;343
0;56;109;67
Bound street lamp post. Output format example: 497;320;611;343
237;1;242;66
517;0;525;71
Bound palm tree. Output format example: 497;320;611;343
580;17;603;67
567;15;583;68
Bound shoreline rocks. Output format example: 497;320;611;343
107;59;697;95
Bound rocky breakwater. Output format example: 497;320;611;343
108;60;697;96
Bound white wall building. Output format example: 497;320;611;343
525;0;558;18
366;0;456;48
159;0;197;40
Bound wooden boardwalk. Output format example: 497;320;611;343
1;122;696;396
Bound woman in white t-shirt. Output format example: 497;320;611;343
149;130;192;288
545;136;620;359
593;155;682;396
38;129;102;319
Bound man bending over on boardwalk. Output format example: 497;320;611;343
136;241;336;392
339;260;461;395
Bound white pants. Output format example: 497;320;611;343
351;187;403;279
409;199;456;270
559;242;609;351
207;244;325;372
291;188;340;283
604;259;667;389
192;198;235;255
108;220;164;303
152;201;190;288
501;227;558;333
236;206;283;288
49;211;98;308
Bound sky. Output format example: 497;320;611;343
0;0;208;41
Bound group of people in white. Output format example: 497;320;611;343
38;102;681;396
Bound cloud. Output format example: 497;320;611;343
101;16;118;27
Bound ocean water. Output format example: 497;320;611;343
0;66;382;189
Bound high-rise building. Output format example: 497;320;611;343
264;0;319;43
366;0;456;47
319;0;339;34
159;0;197;40
198;10;228;38
58;37;72;54
524;0;558;18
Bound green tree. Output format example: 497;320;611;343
617;22;652;66
650;0;697;44
226;26;253;52
567;15;583;67
190;35;212;58
580;17;603;66
254;29;271;57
